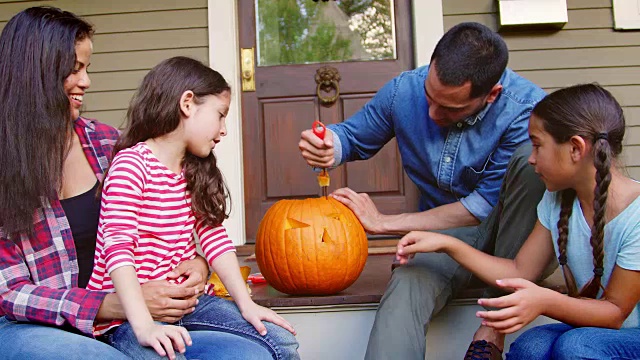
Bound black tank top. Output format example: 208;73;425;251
60;181;101;288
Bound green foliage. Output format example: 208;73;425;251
346;0;394;59
337;0;370;17
256;0;393;65
257;0;352;65
302;21;353;62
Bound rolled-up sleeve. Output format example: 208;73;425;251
460;190;494;221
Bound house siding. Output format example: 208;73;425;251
0;0;209;128
2;1;639;177
444;0;640;179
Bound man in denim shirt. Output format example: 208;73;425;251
300;23;547;359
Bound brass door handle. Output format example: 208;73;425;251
315;66;341;105
241;48;255;92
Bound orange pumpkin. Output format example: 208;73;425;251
255;197;368;295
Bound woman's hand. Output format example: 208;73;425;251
97;279;201;324
140;280;201;323
135;323;191;360
331;188;386;234
476;278;553;334
240;301;297;336
395;231;446;265
138;256;210;322
166;256;209;296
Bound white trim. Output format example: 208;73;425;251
207;0;245;245
497;0;567;27
207;0;444;244
412;0;444;67
612;0;640;30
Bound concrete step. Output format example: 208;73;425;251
276;301;557;360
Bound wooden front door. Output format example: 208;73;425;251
239;0;418;242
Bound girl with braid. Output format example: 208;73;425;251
395;83;640;359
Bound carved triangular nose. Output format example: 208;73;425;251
321;228;331;243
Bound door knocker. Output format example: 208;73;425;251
315;66;341;106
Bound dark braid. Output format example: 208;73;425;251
556;189;579;297
580;135;611;298
533;84;625;299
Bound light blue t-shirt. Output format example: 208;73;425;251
538;190;640;328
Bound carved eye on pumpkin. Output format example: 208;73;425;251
285;213;344;243
284;217;310;230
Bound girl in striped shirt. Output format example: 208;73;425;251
87;57;298;360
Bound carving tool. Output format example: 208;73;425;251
312;120;330;198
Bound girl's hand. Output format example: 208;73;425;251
135;323;192;360
476;278;552;334
396;231;444;265
240;302;297;336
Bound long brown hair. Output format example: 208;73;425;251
109;56;231;226
0;7;93;235
532;84;624;298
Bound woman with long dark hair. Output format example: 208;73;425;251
0;7;130;359
0;7;291;360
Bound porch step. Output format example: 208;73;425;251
239;254;564;360
274;301;557;360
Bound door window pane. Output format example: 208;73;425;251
256;0;396;66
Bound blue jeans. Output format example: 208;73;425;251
507;323;640;359
0;316;128;360
105;295;300;360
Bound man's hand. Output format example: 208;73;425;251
331;187;385;234
299;128;335;168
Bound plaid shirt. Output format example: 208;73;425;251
0;117;119;336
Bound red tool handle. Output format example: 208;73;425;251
312;120;326;140
248;273;267;284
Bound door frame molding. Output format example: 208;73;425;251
207;0;444;244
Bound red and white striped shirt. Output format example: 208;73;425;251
87;142;235;334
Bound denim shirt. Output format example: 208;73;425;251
328;65;546;220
